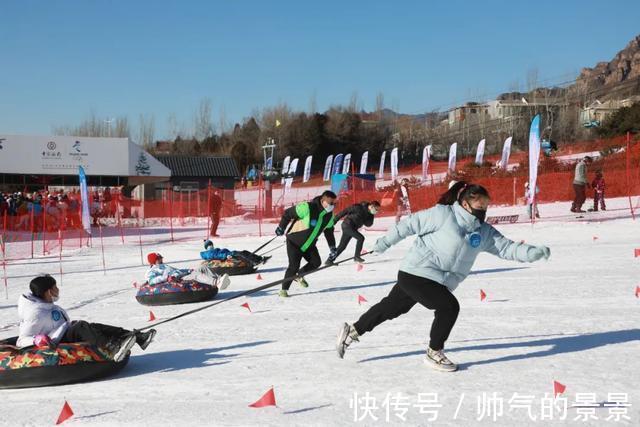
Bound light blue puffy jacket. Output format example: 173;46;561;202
374;202;540;291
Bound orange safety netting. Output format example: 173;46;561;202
1;135;639;264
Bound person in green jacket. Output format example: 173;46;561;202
275;191;337;297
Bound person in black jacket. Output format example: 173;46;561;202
275;191;337;297
326;200;380;265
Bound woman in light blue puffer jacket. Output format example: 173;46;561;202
336;182;550;372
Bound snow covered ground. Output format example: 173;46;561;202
1;197;639;426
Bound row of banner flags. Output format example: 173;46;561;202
274;115;544;203
280;135;517;184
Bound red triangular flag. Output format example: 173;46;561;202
256;274;263;280
635;248;640;258
480;289;487;301
56;401;74;425
553;381;566;397
241;302;252;312
356;263;363;271
249;387;276;408
592;236;598;241
635;286;640;298
149;311;156;321
357;295;367;305
132;282;138;288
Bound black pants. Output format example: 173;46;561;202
334;222;365;258
282;240;321;290
354;271;460;351
62;320;130;347
572;184;586;211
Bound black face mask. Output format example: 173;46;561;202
469;207;487;223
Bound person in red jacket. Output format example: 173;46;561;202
591;170;606;211
209;190;223;237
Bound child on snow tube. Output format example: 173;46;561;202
200;240;269;265
16;274;156;362
145;252;231;289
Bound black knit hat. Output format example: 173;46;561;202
30;274;56;298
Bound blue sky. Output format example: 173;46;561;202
1;0;638;139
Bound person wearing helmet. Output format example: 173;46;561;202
146;252;230;289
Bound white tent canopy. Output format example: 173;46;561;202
0;135;170;184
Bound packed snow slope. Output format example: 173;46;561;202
0;198;638;426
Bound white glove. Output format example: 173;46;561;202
528;245;551;261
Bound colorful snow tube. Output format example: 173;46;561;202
0;337;129;389
201;258;258;276
135;279;218;306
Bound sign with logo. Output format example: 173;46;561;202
0;135;170;178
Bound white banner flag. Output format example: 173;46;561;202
448;143;457;173
475;139;486;165
303;155;313;183
360;151;369;174
342;153;352;174
390;147;399;181
528;115;541;206
281;155;291;184
500;136;512;170
323;155;333;181
378;151;386;179
284;157;299;195
421;145;431;180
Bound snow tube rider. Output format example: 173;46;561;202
17;274;156;362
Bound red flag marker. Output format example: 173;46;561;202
149;311;156;322
480;289;487;301
635;248;640;258
249;387;276;408
357;295;367;305
592;236;598;241
256;274;263;280
635;286;640;298
241;302;252;312
56;401;74;425
356;263;363;271
132;282;138;288
553;381;566;397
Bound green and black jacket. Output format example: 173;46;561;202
278;196;336;252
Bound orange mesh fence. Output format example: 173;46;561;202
1;135;639;265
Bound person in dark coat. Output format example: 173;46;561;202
209;190;223;237
326;201;380;265
275;190;337;297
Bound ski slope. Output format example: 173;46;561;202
0;198;638;426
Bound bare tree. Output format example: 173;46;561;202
137;114;155;147
166;112;179;141
376;92;385;120
194;98;214;141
